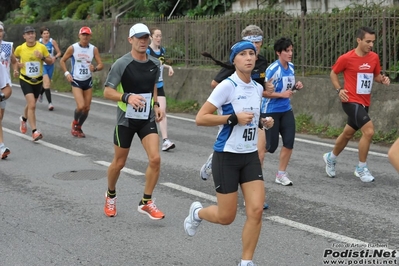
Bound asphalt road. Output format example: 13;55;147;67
0;84;398;266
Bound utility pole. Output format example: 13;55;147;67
168;0;181;19
301;0;307;15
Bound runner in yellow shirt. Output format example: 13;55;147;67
14;26;53;141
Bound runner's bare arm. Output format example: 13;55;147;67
91;47;103;72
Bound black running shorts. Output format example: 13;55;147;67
262;110;296;153
157;86;165;97
71;78;93;91
212;151;263;194
20;78;42;98
342;102;370;131
113;119;158;148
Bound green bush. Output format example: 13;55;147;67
50;8;63;21
72;2;92;20
93;1;103;18
63;1;81;19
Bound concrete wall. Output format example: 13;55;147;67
161;69;399;132
231;0;396;15
91;64;399;132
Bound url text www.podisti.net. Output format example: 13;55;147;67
322;248;398;265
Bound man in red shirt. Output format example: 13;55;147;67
323;26;390;182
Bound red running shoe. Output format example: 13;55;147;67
104;192;117;217
137;200;165;220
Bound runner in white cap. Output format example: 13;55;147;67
103;23;165;220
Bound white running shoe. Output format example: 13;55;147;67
275;172;293;186
238;262;257;266
1;146;10;159
184;201;203;237
162;139;175;151
48;103;54;111
323;152;336;178
354;166;375;182
200;153;213;180
38;94;43;103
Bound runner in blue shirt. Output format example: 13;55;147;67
146;27;175;151
38;26;61;111
261;37;303;186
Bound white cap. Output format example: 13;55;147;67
129;23;150;38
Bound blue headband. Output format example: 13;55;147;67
229;40;257;64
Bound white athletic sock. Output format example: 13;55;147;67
240;260;252;266
358;161;367;168
194;208;202;221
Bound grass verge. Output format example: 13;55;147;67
295;114;398;147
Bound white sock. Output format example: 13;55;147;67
358;161;367;168
0;143;4;148
329;152;337;159
240;260;252;266
194;208;202;221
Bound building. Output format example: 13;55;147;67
231;0;398;15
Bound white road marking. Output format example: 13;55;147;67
55;93;117;107
166;114;199;123
94;160;144;175
161;182;217;202
2;128;85;157
267;216;397;254
293;137;388;158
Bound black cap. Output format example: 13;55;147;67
24;26;35;33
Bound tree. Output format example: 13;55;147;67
2;0;238;23
0;0;20;21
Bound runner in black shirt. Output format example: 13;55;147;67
103;23;165;220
